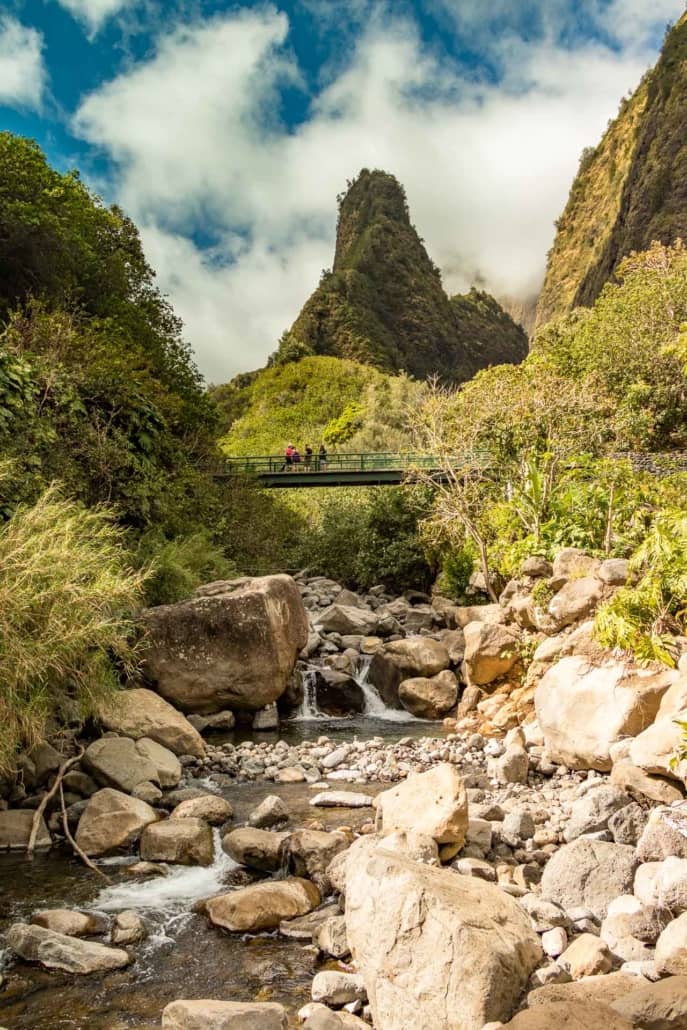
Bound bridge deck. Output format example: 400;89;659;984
206;452;447;488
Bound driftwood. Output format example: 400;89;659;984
26;748;84;859
59;781;111;882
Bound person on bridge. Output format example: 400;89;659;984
318;443;327;470
281;444;294;471
304;444;313;469
292;447;301;470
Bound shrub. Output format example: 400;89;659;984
0;478;146;774
138;530;236;607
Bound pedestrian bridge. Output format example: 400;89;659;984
206;452;447;488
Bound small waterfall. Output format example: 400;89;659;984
292;666;326;721
353;655;418;723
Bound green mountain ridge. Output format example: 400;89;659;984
277;169;528;383
536;12;687;329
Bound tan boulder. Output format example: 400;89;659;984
535;656;675;770
162;999;288;1029
6;923;130;974
140;575;308;713
345;844;542;1030
98;687;205;757
206;878;320;933
171;795;233;825
0;810;51;851
30;909;108;938
222;827;289;872
315;605;379;636
375;763;468;846
134;738;181;788
638;803;687;861
502;1001;632;1029
610;760;684;805
83;737;160;793
75;788;158;857
610;975;687;1029
140;818;214;866
463;622;520;686
454;603;506;628
527;972;648;1009
540;838;638;920
398;670;458;719
552;548;601;580
547;576;604;631
559;933;613;978
282;829;350;892
656;911;687;974
368;637;449;708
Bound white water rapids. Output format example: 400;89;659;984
294;654;418;723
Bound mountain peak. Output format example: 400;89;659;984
334;169;411;269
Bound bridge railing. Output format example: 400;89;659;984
207;452;446;476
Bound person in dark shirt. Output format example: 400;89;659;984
305;445;313;470
318;443;327;470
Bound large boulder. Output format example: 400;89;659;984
398;670;458;719
535;656;675;770
463;621;520;686
6;923;130;974
312;669;365;715
547;576;604;631
282;830;350;892
134;738;182;788
98;687;205;757
222;828;289;873
83;736;161;793
501;1002;632;1029
368;638;450;708
75;788;158;856
540;838;638;920
375;763;468;847
162;1000;288;1029
171;795;233;825
30;910;108;938
610;974;687;1029
345;844;541;1030
0;810;51;851
140;575;308;713
206;878;320;933
629;674;687;781
140;818;214;866
315;605;379;636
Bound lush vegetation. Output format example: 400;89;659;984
536;12;687;327
280;169;527;384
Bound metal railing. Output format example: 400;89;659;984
209;452;447;476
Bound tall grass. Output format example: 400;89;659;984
0;476;146;775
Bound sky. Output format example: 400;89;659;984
0;0;685;383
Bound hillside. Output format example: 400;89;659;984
277;169;528;383
536;13;687;328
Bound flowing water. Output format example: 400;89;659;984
0;660;446;1029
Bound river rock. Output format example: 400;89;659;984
171;795;233;825
30;909;108;938
502;1001;633;1029
637;803;687;861
98;687;205;757
0;810;51;851
222;828;289;872
541;838;638;919
563;785;632;841
345;844;541;1030
311;971;367;1006
312;669;365;715
310;792;374;808
547;576;604;630
314;915;350;958
368;638;449;707
656;912;687;974
140;818;214;866
559;933;613;978
135;738;182;787
248;795;289;828
398;670;458;719
206;878;320;933
83;737;160;793
463;621;520;686
140;574;308;713
111;910;147;946
6;923;130;974
75;788;158;856
316;605;379;636
535;657;674;770
282;829;350;891
610;761;684;806
375;763;467;846
279;902;340;941
610;975;687;1029
162;999;288;1029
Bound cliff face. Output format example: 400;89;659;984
536;13;687;329
283;169;528;383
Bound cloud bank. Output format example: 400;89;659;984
0;16;46;110
73;1;685;382
55;0;137;35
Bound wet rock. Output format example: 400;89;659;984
312;669;365;715
311;971;367;1006
345;845;541;1030
161;999;288;1029
75;788;158;857
30;909;109;937
541;838;638;920
0;810;51;851
98;687;205;757
309;791;373;809
188;710;236;734
222;828;289;873
140;575;308;713
248;795;289;828
313;915;349;958
206;878;320;933
253;703;279;731
111;910;147;946
368;638;449;707
279;902;340;941
171;795;233;825
140;817;214;866
375;763;468;846
6;923;130;974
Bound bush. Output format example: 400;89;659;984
0;480;146;774
138;530;237;607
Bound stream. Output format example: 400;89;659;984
0;667;450;1029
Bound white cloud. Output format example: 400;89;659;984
55;0;137;35
0;16;46;110
73;2;685;382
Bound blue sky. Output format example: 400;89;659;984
1;0;684;381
